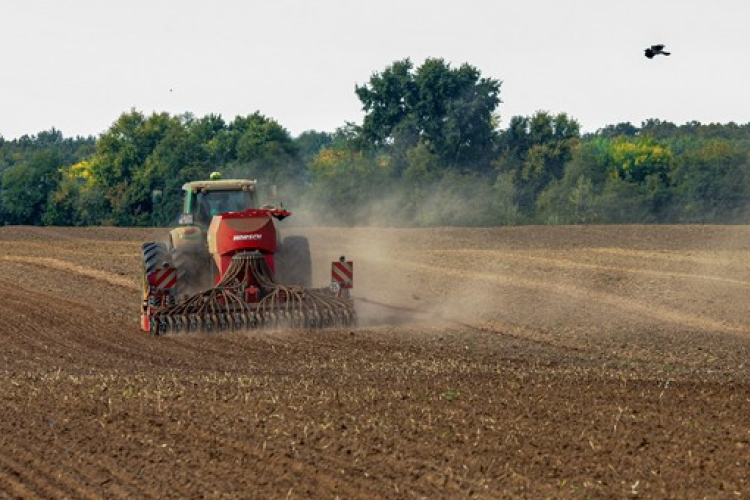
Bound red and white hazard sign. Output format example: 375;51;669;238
148;266;177;290
332;259;353;289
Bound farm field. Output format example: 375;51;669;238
1;224;750;499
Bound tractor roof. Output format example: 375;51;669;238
183;179;257;193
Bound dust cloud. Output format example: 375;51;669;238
278;176;506;229
269;178;522;328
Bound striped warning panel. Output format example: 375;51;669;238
148;266;177;290
332;260;353;288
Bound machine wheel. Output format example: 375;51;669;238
171;243;213;296
276;235;312;287
142;242;170;274
141;242;170;298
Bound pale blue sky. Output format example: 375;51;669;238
1;0;748;139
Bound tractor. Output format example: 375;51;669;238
140;174;354;334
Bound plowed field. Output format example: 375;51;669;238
1;225;750;499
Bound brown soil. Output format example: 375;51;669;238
1;224;750;499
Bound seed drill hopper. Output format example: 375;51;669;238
140;176;355;334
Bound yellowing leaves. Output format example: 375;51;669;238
63;160;96;186
310;149;365;176
611;137;673;183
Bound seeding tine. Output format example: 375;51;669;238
159;316;169;335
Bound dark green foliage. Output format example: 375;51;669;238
0;130;94;225
596;122;639;138
670;138;750;222
294;130;333;165
495;111;581;219
90;111;181;225
356;58;501;173
2;151;62;224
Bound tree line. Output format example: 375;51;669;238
2;57;750;227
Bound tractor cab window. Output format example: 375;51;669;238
194;189;256;224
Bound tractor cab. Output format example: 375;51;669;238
170;177;261;252
178;178;259;227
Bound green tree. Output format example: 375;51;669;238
596;122;638;138
495;111;581;218
356;59;416;147
230;113;301;184
294;130;333;165
356;58;502;172
491;172;521;225
671;138;750;222
537;175;597;224
640;118;678;139
0;130;94;225
43;160;107;226
135;117;207;226
90;110;176;224
594;176;654;223
306;147;393;225
2;150;63;224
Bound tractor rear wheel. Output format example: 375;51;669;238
142;242;169;274
141;242;170;299
276;235;312;287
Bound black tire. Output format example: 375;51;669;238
171;243;213;296
142;242;170;274
141;242;170;299
276;235;312;287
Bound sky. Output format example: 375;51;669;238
1;0;749;140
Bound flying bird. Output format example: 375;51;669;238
645;44;670;59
